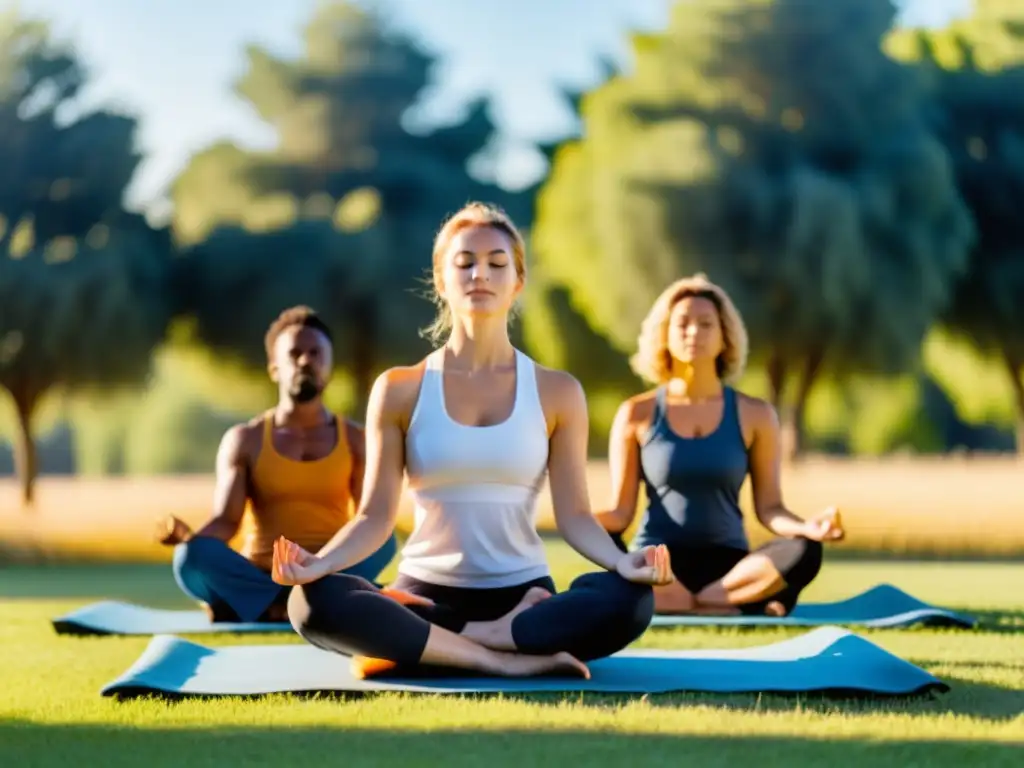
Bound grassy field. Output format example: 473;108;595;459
2;456;1023;562
0;540;1021;766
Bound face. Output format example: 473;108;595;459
438;225;522;321
666;295;724;368
269;325;333;404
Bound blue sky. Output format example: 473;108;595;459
15;0;971;216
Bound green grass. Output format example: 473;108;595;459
1;542;1021;767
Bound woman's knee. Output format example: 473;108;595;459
571;571;654;631
790;537;824;588
286;574;373;638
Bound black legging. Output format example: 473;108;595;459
609;532;823;615
287;569;654;667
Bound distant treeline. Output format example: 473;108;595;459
1;1;1023;504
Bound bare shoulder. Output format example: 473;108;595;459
534;362;586;412
735;391;779;432
370;360;429;427
219;416;264;464
617;390;659;426
532;363;587;440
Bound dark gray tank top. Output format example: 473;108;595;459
633;385;750;550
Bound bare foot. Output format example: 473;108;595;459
653;581;696;614
200;601;239;623
264;603;289;622
764;600;787;617
491;650;590;679
461;587;552;651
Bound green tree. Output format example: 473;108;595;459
0;17;173;504
890;17;1024;452
534;0;974;456
173;2;527;407
176;218;384;405
521;78;644;450
0;219;174;504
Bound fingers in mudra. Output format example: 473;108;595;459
643;544;672;584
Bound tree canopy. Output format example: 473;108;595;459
172;1;530;408
889;7;1024;451
532;0;975;455
0;17;173;504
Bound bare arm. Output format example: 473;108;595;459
193;425;250;542
312;372;407;574
545;373;628;571
748;402;812;538
593;400;642;534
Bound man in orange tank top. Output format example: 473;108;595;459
156;306;397;623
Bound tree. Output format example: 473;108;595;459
0;18;173;505
175;218;384;404
533;0;974;456
173;2;528;407
521;267;642;453
0;219;174;505
889;14;1024;452
520;77;646;450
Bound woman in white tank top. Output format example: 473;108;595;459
271;203;673;680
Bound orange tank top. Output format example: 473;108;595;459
239;413;355;571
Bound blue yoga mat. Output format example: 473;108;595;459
649;584;977;629
100;626;947;699
51;601;290;636
54;583;975;637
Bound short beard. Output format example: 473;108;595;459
291;378;320;403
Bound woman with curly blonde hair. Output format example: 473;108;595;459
595;274;844;616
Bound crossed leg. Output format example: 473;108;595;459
654;537;823;616
288;569;654;678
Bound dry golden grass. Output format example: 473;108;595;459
1;456;1022;561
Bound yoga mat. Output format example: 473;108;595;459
51;600;291;636
100;626;947;700
56;583;975;637
649;584;977;629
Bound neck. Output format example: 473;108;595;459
274;398;330;428
444;316;515;371
665;361;723;401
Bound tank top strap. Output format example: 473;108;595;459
425;348;444;371
257;410;275;464
651;386;669;431
721;386;744;443
408;348;448;431
330;414;349;460
422;348;446;404
512;349;546;428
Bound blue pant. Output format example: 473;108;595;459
172;533;398;623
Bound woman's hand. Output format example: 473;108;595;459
615;544;674;585
271;536;328;586
803;506;845;542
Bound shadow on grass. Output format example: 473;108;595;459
100;670;1020;725
616;673;1024;722
956;608;1024;634
1;722;1019;767
0;563;182;605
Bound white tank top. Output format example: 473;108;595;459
399;347;551;587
